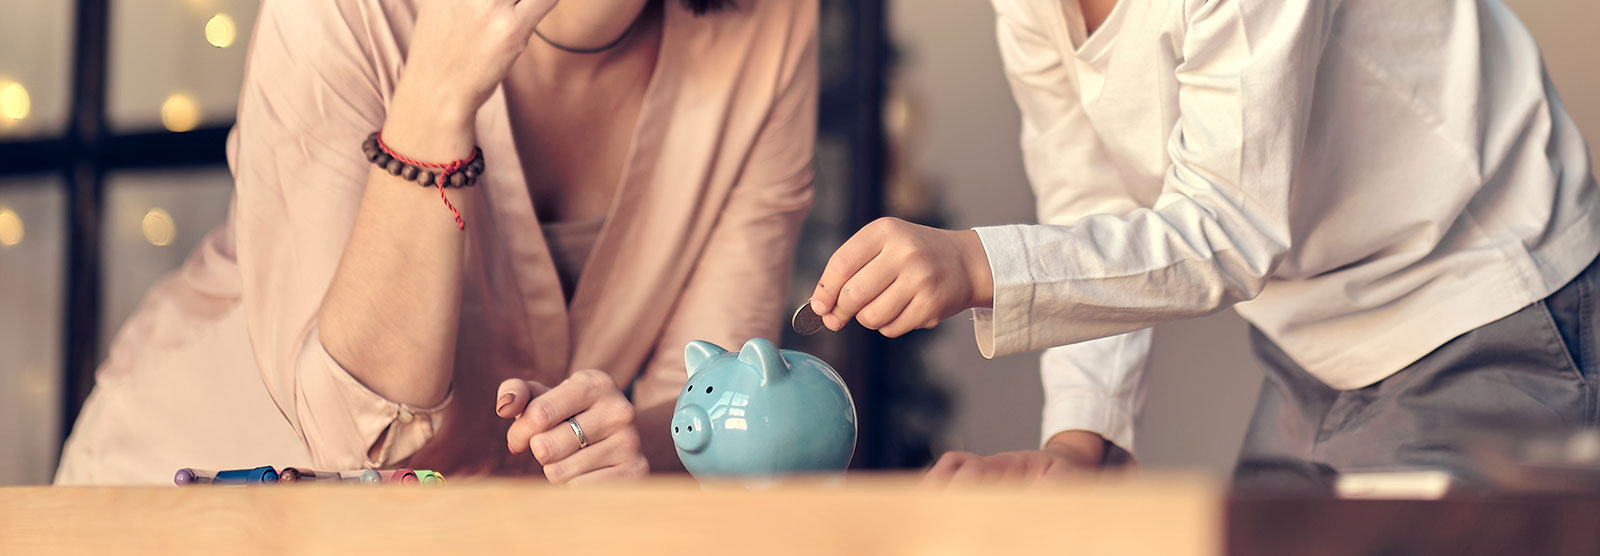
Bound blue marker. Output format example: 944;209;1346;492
174;466;279;485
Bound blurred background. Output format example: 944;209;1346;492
1;0;1596;485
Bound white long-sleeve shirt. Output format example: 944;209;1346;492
973;0;1600;454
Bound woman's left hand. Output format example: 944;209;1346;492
496;370;650;484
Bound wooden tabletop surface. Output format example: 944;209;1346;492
8;473;1600;555
0;474;1223;556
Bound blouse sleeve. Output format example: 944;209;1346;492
228;0;447;470
633;0;819;418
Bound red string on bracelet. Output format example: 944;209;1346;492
374;131;478;230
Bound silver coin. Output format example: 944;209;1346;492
791;300;827;336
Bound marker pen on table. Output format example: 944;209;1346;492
379;468;419;485
278;467;344;483
174;466;279;485
414;470;446;485
340;470;383;484
174;468;212;485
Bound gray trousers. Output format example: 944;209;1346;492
1233;256;1600;489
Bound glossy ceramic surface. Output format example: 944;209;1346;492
671;338;857;477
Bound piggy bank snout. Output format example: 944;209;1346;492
671;405;711;453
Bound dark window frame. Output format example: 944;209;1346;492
0;0;240;442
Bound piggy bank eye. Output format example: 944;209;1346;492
685;384;692;392
705;386;714;394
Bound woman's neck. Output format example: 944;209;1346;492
524;2;662;89
532;0;655;54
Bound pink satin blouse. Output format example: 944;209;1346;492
55;0;817;484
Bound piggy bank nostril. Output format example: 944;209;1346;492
670;404;712;453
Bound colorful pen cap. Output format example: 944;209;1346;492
174;468;213;485
340;469;382;484
414;470;446;485
215;466;279;484
379;468;419;485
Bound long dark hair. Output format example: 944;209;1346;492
681;0;731;15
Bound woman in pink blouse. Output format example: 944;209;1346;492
55;0;817;484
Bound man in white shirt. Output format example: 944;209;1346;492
807;0;1600;485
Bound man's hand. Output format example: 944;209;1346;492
809;218;994;338
922;431;1111;487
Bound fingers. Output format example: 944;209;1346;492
824;256;901;331
542;430;646;484
564;458;651;485
877;295;942;338
924;452;1049;488
947;456;992;485
513;0;560;32
922;452;979;487
506;370;615;454
525;398;635;465
812;219;892;316
494;378;547;418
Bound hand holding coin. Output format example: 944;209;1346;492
791;300;827;335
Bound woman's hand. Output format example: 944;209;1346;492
398;0;559;125
495;371;650;484
809;218;995;338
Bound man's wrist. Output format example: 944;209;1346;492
1044;430;1109;468
958;229;995;309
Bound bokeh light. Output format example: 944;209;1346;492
1;82;30;121
160;93;200;132
0;207;22;246
205;13;235;48
141;208;176;246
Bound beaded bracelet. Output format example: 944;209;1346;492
363;131;486;229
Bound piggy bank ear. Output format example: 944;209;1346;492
737;338;790;384
683;341;728;378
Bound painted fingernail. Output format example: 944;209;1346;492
496;393;514;414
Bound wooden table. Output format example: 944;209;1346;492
5;474;1599;555
1;474;1220;555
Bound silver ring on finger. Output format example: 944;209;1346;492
567;417;589;450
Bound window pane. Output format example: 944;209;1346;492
0;179;65;485
0;1;74;139
101;168;234;358
108;0;259;132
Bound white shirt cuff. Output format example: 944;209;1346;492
1040;393;1136;457
972;224;1036;359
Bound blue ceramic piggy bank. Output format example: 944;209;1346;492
671;338;856;478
